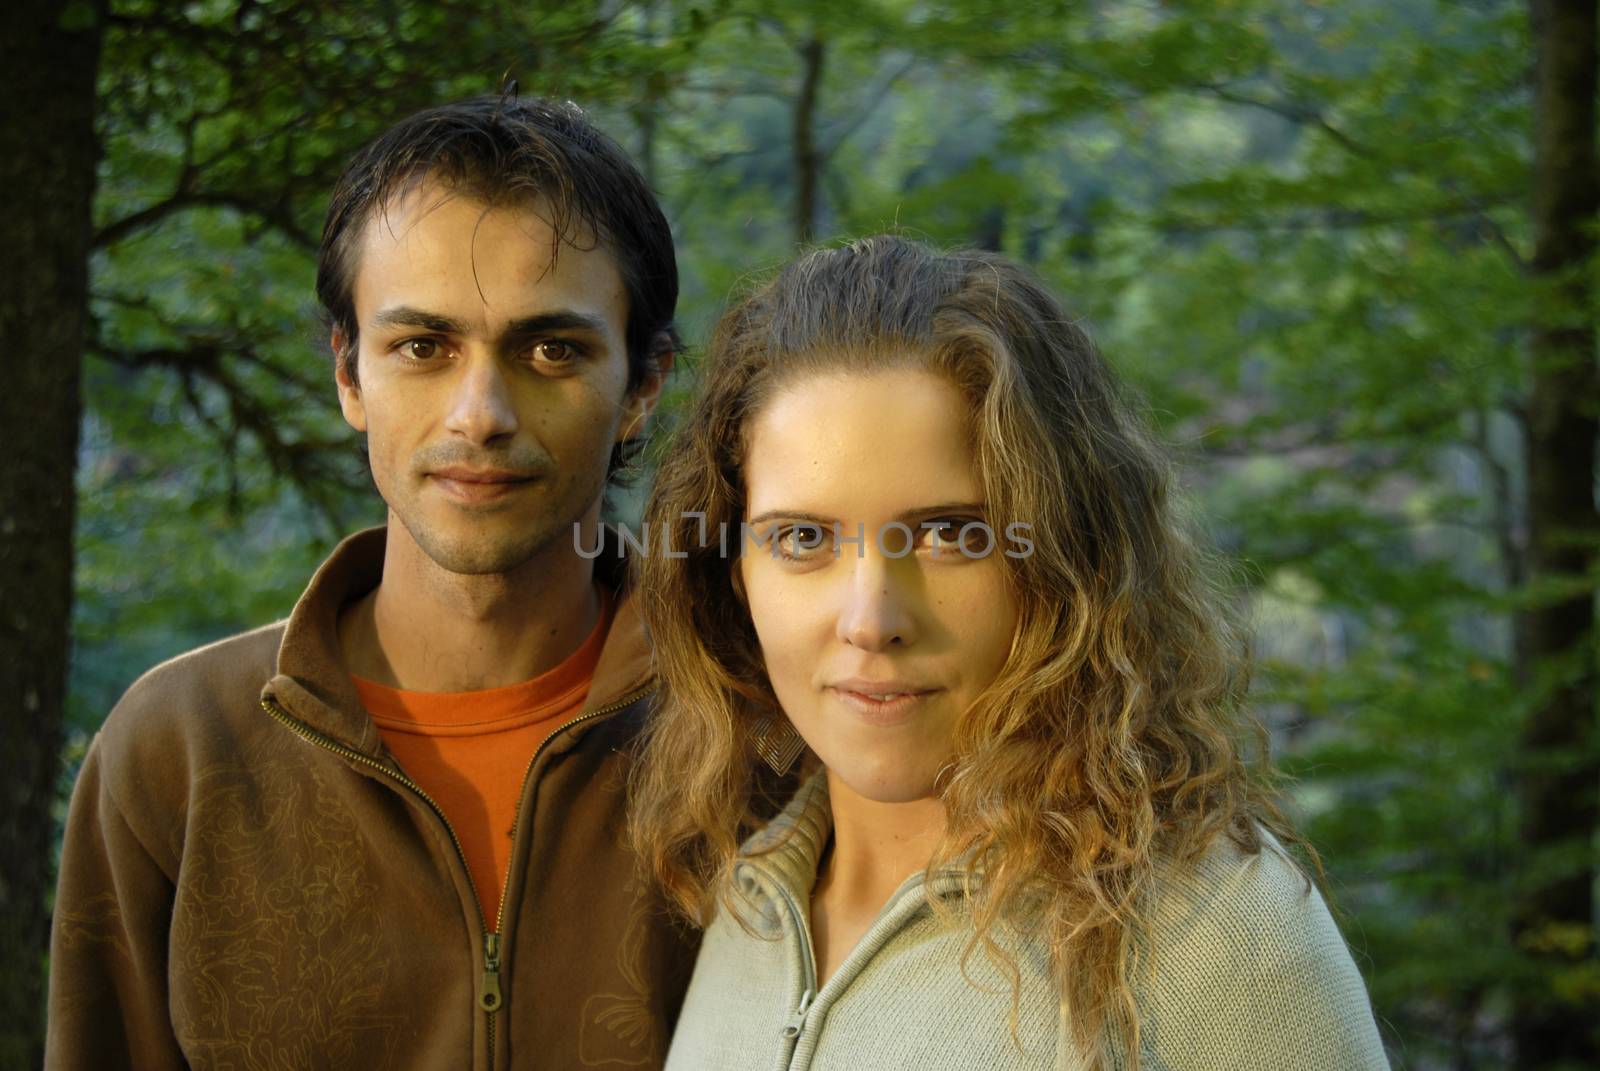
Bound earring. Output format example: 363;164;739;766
751;711;806;776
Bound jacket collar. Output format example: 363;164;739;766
261;525;654;756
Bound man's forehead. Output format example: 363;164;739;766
368;178;588;241
358;183;597;265
350;180;623;327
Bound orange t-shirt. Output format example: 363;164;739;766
352;591;613;925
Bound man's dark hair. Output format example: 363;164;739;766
316;94;678;481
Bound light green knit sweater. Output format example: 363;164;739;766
665;774;1390;1071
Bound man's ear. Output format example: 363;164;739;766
331;328;367;432
615;335;676;444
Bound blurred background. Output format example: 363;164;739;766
3;0;1597;1067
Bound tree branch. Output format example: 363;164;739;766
819;55;917;163
87;338;360;534
1192;83;1380;160
1154;195;1521;237
94;191;316;249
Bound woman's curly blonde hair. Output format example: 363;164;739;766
628;235;1309;1066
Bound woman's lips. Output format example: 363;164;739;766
828;685;940;725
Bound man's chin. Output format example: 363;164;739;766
403;520;564;578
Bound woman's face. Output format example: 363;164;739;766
738;368;1021;804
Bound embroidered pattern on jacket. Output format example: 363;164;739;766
169;741;409;1070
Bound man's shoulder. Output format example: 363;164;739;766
76;621;290;867
98;620;287;767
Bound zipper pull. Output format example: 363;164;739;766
780;989;814;1039
479;932;503;1012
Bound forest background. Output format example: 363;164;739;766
3;0;1597;1068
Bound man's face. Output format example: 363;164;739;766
336;182;653;575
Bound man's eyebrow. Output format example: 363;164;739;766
499;311;611;342
366;308;611;339
369;306;469;333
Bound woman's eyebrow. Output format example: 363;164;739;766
744;503;986;528
745;509;837;527
898;502;987;524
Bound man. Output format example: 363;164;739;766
47;96;695;1070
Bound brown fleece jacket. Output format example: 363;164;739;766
46;527;696;1071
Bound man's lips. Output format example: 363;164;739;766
428;466;537;502
430;466;537;484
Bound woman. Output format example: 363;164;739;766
629;236;1388;1070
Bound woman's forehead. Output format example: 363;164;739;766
742;369;981;518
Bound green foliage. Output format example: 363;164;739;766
77;0;1593;1065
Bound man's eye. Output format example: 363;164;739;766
399;338;440;361
531;340;579;365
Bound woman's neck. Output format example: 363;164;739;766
809;769;946;985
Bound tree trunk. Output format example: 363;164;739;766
636;0;660;188
1515;1;1600;1066
794;35;825;245
0;0;104;1064
974;205;1005;252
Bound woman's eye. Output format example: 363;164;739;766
774;524;829;561
400;338;440;361
531;340;578;365
922;518;990;556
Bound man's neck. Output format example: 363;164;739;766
339;518;602;693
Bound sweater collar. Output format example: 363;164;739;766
261;524;653;756
734;771;972;924
738;769;835;896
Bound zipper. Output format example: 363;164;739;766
261;682;654;1070
480;932;503;1011
781;987;814;1040
260;696;491;921
487;683;655;938
764;873;820;1057
480;682;654;1067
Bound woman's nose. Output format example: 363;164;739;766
835;549;919;651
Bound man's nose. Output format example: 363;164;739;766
835;547;919;651
443;354;519;443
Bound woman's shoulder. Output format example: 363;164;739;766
1127;825;1391;1070
1145;825;1328;959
